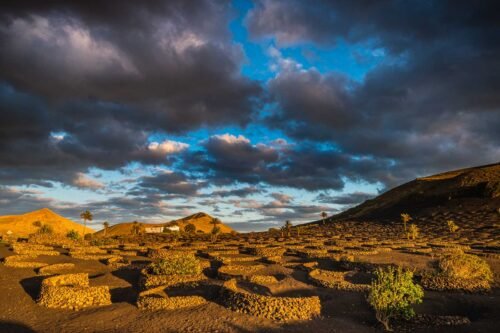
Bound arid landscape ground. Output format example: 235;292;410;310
0;164;498;333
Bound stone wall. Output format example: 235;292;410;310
139;268;207;290
219;279;321;321
37;273;111;310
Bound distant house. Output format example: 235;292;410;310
144;225;180;233
144;226;163;234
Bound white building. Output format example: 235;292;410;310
144;226;163;233
144;225;180;233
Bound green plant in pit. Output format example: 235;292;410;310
446;220;459;233
368;266;423;331
407;224;419;240
438;253;493;282
150;254;201;276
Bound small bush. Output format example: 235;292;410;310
407;224;419;240
32;221;42;227
438;253;492;282
447;220;459;233
38;224;53;234
66;230;80;241
368;266;423;331
150;254;201;276
421;253;493;291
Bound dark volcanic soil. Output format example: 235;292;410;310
0;240;499;333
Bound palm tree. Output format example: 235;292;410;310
131;221;140;235
321;211;328;225
284;220;292;237
211;226;221;243
80;210;93;237
400;213;412;232
103;221;109;237
210;218;221;242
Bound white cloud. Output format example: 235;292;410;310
148;140;189;155
72;173;105;190
211;134;250;145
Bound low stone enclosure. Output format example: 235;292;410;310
219;279;321;321
308;269;371;291
139;267;208;290
37;273;111;310
2;216;497;327
136;284;207;311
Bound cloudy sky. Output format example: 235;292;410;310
0;0;499;231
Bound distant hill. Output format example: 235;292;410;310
0;208;94;237
94;212;235;237
321;163;500;222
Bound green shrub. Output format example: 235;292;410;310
368;266;423;331
66;230;80;241
446;220;459;233
38;224;53;234
407;224;419;240
421;253;493;291
150;254;201;276
438;253;492;282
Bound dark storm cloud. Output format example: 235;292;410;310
0;1;262;187
208;186;264;198
247;0;499;50
182;135;386;191
136;171;204;196
316;192;374;206
249;0;500;187
0;84;185;186
0;0;261;130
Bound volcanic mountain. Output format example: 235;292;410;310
326;162;500;222
0;208;94;237
95;212;234;237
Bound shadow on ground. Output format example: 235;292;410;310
19;276;45;302
0;321;37;333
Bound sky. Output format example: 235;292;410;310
0;0;499;232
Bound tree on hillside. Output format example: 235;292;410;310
103;221;109;237
284;220;292;237
211;226;221;243
80;210;93;237
131;221;140;235
210;218;222;242
185;223;196;234
32;221;42;228
321;211;328;225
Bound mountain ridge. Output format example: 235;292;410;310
322;162;500;222
94;211;234;236
0;208;94;237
